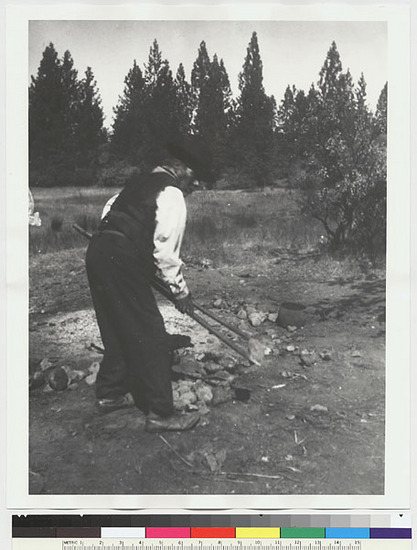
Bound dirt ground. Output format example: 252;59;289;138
29;247;385;495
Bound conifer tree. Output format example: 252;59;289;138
112;40;183;167
193;53;232;171
29;43;66;163
111;60;146;163
29;43;105;186
174;63;193;135
191;41;211;92
143;39;179;161
61;50;79;131
375;82;387;135
318;41;343;100
77;67;106;164
233;31;276;186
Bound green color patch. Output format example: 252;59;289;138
280;528;325;539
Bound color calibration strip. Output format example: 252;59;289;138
12;527;412;539
12;515;412;539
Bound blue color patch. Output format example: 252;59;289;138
326;528;370;539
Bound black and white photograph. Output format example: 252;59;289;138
6;4;410;507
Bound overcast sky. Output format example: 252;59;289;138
29;20;387;128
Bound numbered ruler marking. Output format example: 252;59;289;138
61;540;361;550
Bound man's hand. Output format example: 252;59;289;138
175;293;194;316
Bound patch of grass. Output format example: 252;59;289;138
50;216;63;232
74;213;100;233
29;186;323;265
183;189;323;266
29;187;120;254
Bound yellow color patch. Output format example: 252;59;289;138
235;528;281;539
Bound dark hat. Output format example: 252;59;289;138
166;135;215;183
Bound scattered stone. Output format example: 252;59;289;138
286;414;295;420
319;350;333;361
299;349;318;367
285;454;293;461
248;312;265;327
207;370;235;384
261;456;269;463
88;362;100;374
310;404;328;412
172;361;206;379
204;449;227;472
172;390;180;401
85;362;100;385
246;305;257;315
218;356;237;370
237;309;247;320
47;367;69;391
63;367;87;383
203;361;222;374
267;312;279;323
39;358;53;371
85;373;97;386
195;353;205;361
176;380;194;394
197;402;210;415
351;350;362;358
264;347;273;356
199;258;212;269
286;345;296;352
213;299;223;308
287;325;297;332
211;386;231;406
194;384;213;404
174;391;197;410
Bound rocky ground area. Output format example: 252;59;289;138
28;246;386;495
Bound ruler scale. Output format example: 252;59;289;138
12;515;413;550
12;538;413;550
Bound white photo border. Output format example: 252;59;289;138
6;3;410;509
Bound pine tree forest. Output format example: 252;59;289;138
29;36;387;254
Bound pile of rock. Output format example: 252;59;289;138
170;352;245;412
172;379;213;414
235;304;278;327
210;296;278;328
29;358;88;392
30;352;238;415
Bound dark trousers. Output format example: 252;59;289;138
86;232;174;418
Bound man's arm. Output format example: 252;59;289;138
153;186;189;299
101;193;119;219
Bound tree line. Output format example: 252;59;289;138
29;34;387;255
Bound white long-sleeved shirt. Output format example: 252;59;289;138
101;169;189;298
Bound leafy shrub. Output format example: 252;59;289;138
97;161;141;188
